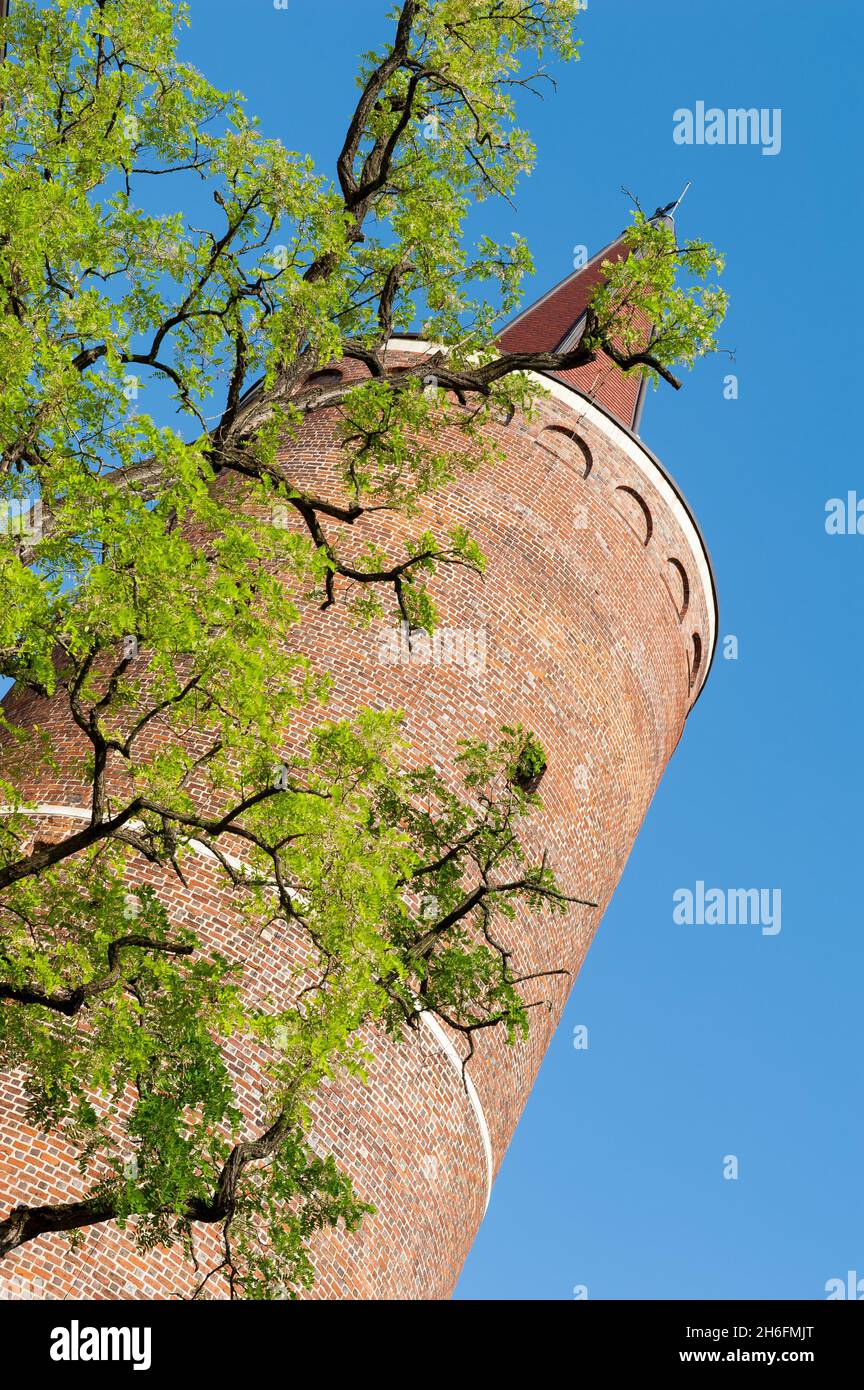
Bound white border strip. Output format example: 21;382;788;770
387;337;717;682
420;1011;494;1213
3;804;249;874
2;803;496;1214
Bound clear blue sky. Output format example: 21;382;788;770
53;0;864;1298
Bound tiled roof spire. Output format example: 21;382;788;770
499;200;685;434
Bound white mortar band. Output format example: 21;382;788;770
419;1010;494;1213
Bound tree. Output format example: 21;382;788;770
0;0;726;1296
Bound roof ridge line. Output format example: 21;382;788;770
498;230;628;340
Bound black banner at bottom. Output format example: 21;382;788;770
0;1297;858;1375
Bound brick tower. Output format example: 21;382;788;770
0;225;716;1300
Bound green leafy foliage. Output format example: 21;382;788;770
0;0;723;1294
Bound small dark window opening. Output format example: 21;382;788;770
305;369;343;388
513;764;546;794
614;485;653;547
690;632;703;687
541;425;593;479
666;556;694;622
507;734;548;793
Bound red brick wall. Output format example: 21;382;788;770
0;347;713;1299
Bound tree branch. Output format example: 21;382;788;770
0;934;194;1015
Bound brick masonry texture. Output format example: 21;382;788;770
0;345;714;1301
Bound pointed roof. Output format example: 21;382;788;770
498;224;662;435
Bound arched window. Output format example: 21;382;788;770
689;632;703;687
663;558;690;620
304;368;343;388
539;425;592;479
613;485;653;546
